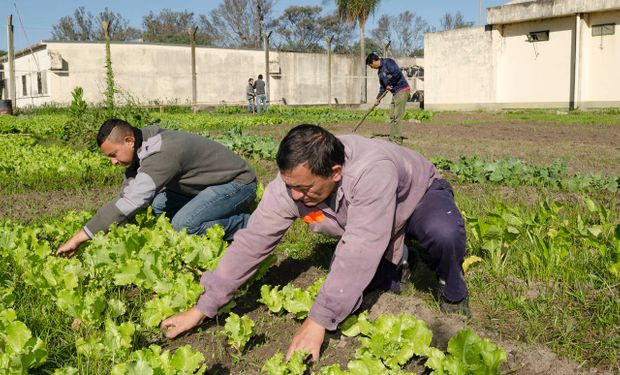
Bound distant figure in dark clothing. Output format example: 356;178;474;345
254;74;268;113
367;52;410;144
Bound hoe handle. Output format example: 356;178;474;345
353;90;389;133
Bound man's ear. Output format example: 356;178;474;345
331;165;343;183
124;135;136;147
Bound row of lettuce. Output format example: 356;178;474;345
2;132;618;194
2;191;618;373
1;209;505;374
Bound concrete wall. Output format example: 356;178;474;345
425;26;496;110
580;10;620;105
4;41;421;109
496;16;574;107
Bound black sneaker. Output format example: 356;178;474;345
437;279;471;318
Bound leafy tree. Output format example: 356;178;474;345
51;7;139;41
336;0;382;102
320;12;355;53
0;50;6;56
272;6;325;52
200;0;273;49
142;9;208;44
439;11;474;31
51;7;93;40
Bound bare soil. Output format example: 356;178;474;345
322;112;620;175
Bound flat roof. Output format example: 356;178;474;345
488;0;620;25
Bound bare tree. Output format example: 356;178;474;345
370;11;429;56
51;6;139;41
393;11;429;56
439;11;474;31
200;0;273;49
371;15;391;45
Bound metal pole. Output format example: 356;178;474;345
480;0;483;25
326;35;333;107
7;15;16;110
189;27;198;113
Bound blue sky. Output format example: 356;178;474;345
2;0;507;51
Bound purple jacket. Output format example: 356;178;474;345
196;135;439;330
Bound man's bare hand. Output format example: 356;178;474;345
160;307;206;339
56;230;89;257
286;317;325;362
387;85;393;91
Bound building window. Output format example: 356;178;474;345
592;23;615;36
21;75;27;97
526;30;550;42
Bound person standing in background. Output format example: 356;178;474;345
366;52;410;145
246;78;256;113
254;74;268;114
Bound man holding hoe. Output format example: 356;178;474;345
366;52;411;144
161;124;470;361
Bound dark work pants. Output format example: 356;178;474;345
405;178;467;302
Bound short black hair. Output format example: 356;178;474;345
276;124;345;177
258;74;263;79
97;119;134;147
248;78;253;82
366;52;380;65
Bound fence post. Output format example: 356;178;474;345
189;27;198;113
7;15;16;111
326;35;333;107
263;31;272;105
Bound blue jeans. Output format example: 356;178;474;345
151;180;257;241
256;94;268;113
247;97;255;113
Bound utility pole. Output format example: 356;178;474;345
189;27;198;113
326;35;333;107
7;15;16;111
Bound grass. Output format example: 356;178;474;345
504;108;620;125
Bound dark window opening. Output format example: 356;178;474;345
592;23;615;37
526;30;549;42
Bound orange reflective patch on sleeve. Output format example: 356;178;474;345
303;210;325;224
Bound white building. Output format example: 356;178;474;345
425;0;620;110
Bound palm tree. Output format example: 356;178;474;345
336;0;381;103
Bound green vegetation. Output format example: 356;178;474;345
505;108;620;125
0;106;618;372
0;136;119;193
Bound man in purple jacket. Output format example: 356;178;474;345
161;124;469;360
